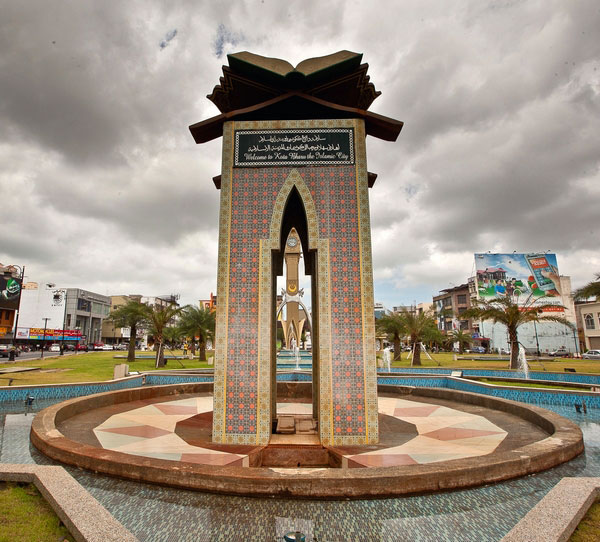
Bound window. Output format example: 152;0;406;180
457;294;467;305
458;307;467;314
459;320;469;330
442;298;452;307
585;314;595;330
77;299;91;312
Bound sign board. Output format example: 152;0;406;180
28;328;82;341
0;276;22;310
234;128;355;167
474;253;562;308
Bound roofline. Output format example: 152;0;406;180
189;91;403;144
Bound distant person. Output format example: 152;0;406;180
495;280;506;296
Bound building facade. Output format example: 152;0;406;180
576;301;600;351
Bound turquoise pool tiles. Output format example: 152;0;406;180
380;367;600;386
0;376;144;403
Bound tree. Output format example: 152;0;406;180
107;300;149;363
376;313;405;361
450;329;473;354
400;310;440;366
163;325;185;349
573;272;600;300
376;309;439;365
462;295;573;369
144;304;183;368
178;305;216;362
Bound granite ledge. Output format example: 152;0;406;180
0;463;138;542
502;477;600;542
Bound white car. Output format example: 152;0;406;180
582;350;600;360
102;344;114;351
48;344;61;352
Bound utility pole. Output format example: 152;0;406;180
40;317;50;359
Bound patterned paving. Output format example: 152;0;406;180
93;397;507;469
345;397;507;468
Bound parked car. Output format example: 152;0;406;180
76;343;88;351
470;346;486;354
48;343;61;352
0;344;20;358
114;344;128;351
101;344;114;351
93;343;105;351
549;347;569;357
582;350;600;360
64;343;76;352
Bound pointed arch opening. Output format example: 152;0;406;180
271;183;321;431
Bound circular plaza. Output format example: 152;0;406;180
30;381;583;499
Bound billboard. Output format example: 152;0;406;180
0;276;22;310
474;253;561;305
27;329;82;341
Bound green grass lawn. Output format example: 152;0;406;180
0;350;214;386
2;350;599;387
569;501;600;541
0;482;75;542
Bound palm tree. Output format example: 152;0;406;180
450;329;473;354
377;310;439;365
401;310;440;366
462;296;573;369
163;325;186;350
376;313;406;361
144;304;183;368
573;272;600;300
178;305;216;361
107;300;149;363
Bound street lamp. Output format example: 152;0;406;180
40;317;50;359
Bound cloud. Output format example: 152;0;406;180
213;24;244;58
159;28;178;50
0;0;598;310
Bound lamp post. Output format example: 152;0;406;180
40;317;50;359
533;321;541;357
59;288;67;355
572;325;579;356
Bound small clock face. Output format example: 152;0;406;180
287;237;298;248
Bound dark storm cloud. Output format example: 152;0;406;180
0;0;598;307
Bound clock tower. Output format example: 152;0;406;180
282;228;304;349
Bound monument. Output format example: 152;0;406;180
279;228;306;351
190;50;403;446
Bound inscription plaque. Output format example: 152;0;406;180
234;128;354;167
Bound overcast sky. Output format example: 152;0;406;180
1;0;599;310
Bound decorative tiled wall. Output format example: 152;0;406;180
0;376;143;403
380;367;600;386
212;119;379;446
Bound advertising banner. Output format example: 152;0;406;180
28;328;82;341
474;253;562;307
0;276;22;310
16;328;30;339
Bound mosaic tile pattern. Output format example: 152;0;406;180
89;396;505;470
93;396;247;466
381;367;600;386
0;376;144;403
345;397;506;467
213;119;379;446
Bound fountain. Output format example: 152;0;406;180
383;346;392;372
518;344;530;379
